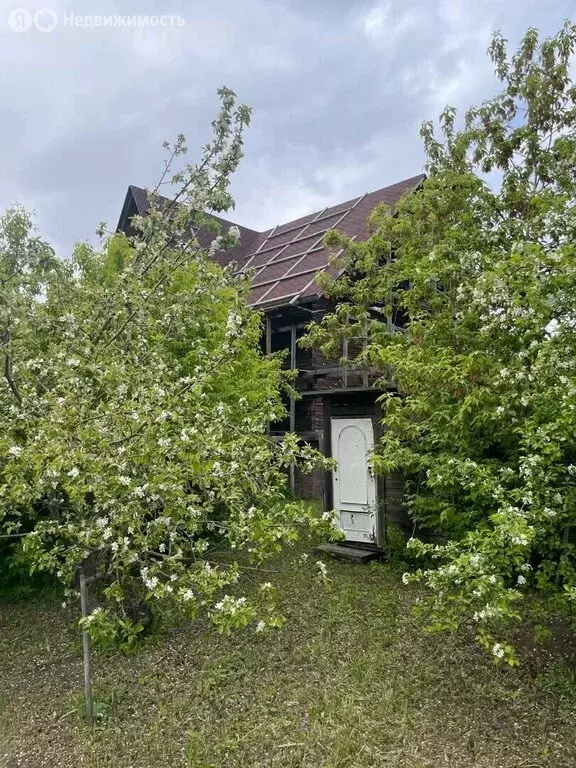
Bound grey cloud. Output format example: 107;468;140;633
0;0;573;251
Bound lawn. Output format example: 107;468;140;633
1;546;576;768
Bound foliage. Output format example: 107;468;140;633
538;662;576;701
0;538;60;601
384;522;423;571
0;206;60;597
79;609;145;654
306;23;576;660
0;88;332;638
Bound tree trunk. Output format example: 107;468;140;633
79;566;94;725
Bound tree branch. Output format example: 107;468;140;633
4;353;22;405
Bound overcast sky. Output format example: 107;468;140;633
0;0;573;253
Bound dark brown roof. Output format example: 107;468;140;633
119;184;262;269
118;174;424;308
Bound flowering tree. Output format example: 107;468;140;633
0;89;330;648
307;24;576;662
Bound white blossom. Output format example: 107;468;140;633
492;643;505;659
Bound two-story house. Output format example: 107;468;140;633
117;174;424;550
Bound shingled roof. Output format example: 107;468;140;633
118;174;424;309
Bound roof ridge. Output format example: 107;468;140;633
126;174;425;239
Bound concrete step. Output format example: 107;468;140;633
313;543;381;564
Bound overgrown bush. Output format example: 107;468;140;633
308;23;576;662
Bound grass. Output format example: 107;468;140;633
1;545;576;767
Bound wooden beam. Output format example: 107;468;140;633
300;386;375;397
374;398;387;551
265;313;272;356
273;322;308;334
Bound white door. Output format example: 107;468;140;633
331;418;377;544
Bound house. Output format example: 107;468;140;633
117;174;424;549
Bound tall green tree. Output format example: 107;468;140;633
0;89;330;643
307;23;576;661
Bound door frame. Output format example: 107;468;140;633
330;416;378;545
